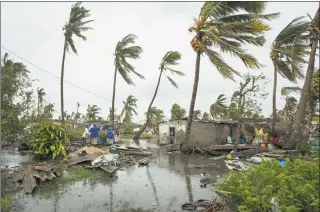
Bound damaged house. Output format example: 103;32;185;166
159;118;282;147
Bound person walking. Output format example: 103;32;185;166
89;124;100;145
106;127;114;146
82;123;89;146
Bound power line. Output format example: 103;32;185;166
1;46;112;102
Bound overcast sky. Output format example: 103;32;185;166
1;2;319;123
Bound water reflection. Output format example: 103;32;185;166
1;141;227;212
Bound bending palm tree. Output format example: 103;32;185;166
210;94;228;120
134;51;183;141
184;2;279;144
291;8;320;144
270;16;310;134
112;34;144;130
60;2;94;123
120;95;138;131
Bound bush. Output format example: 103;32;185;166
216;159;319;212
31;123;68;160
64;125;83;141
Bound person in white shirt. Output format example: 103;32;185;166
82;124;89;146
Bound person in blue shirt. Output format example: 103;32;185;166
89;124;100;145
105;127;114;146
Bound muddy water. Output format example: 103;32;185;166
1;140;228;212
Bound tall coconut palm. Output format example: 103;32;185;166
210;94;228;120
291;8;320;144
37;87;46;117
270;17;310;135
111;34;144;130
184;2;279;144
134;51;183;141
120;95;138;131
60;2;94;123
86;104;101;121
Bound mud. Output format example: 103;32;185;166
1;140;228;212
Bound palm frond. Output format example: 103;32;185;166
166;76;178;88
281;86;301;96
118;34;138;49
218;13;279;22
120;46;143;59
204;47;240;80
161;51;182;67
274;16;309;45
200;2;268;19
117;65;134;85
167;68;185;76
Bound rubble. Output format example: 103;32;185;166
17;163;63;194
138;157;151;165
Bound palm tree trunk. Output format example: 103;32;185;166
307;99;315;128
272;65;277;136
111;64;118;130
60;38;67;124
291;25;319;145
184;51;201;145
134;69;163;141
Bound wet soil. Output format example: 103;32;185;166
1;140;228;212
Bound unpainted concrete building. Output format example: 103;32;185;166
159;119;237;147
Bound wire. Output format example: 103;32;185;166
1;46;112;102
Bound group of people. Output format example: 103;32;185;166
81;123;118;146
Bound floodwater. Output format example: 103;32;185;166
1;140;228;212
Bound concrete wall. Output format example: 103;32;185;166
159;120;237;147
159;120;187;145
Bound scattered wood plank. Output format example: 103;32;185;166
67;155;98;166
116;150;152;156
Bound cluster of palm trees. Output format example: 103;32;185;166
59;2;319;147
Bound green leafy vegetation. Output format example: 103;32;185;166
31;124;68;160
217;159;319;212
1;197;10;211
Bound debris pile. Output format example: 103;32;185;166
17;163;63;194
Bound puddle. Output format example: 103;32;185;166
1;140;228;212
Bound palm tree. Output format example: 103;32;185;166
184;2;279;144
60;2;94;123
111;34;144;130
24;90;33;115
44;103;55;118
291;8;320;143
120;95;138;131
134;51;183;141
210;94;228;120
145;107;166;134
170;103;187;120
282;69;320;128
86;104;101;121
37;87;46;117
270;17;310;135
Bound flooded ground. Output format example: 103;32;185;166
1;140;228;212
